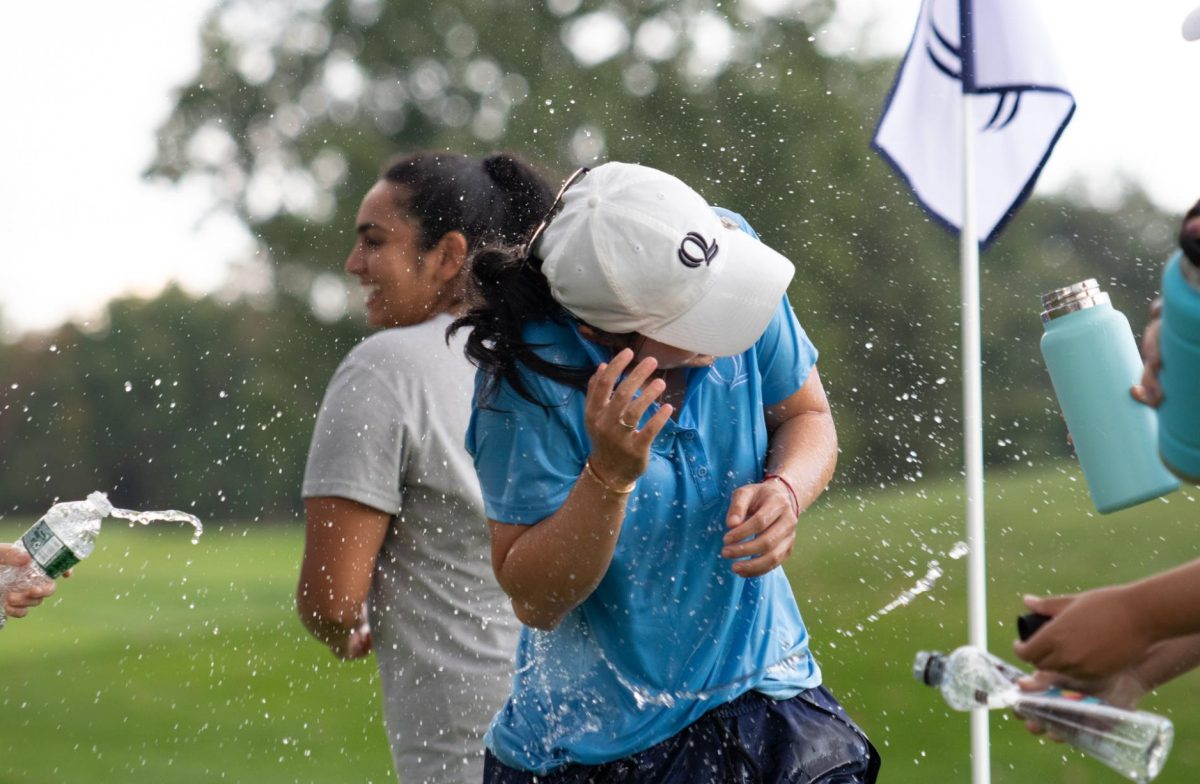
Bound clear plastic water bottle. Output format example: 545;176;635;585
0;491;113;630
1040;280;1179;512
915;646;1174;783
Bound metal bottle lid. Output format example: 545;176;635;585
1040;279;1110;322
913;650;944;686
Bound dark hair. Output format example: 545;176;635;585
381;151;553;252
449;245;596;408
1182;198;1200;266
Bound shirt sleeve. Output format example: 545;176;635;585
465;377;588;526
712;207;819;406
301;355;406;514
756;297;819;406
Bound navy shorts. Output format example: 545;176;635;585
482;685;881;784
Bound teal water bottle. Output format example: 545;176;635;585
1040;280;1179;513
1159;250;1200;481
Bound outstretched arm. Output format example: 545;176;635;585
1014;558;1200;681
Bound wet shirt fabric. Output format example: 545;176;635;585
466;212;823;775
303;315;520;784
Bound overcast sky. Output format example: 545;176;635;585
1;0;1197;339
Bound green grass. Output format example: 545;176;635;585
1;461;1198;782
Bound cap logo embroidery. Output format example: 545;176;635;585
678;232;719;268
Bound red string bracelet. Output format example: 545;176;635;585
763;472;800;517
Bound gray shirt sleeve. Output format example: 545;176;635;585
302;351;406;514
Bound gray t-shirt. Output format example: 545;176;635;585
302;315;518;784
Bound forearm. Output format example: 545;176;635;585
1132;633;1200;693
295;581;360;643
296;497;386;656
1124;559;1200;643
297;595;361;650
764;409;837;515
495;465;631;630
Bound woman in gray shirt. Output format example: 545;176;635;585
298;151;554;783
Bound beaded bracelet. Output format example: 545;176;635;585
763;472;800;517
584;458;637;495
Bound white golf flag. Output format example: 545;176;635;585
872;0;1075;246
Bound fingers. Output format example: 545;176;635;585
585;350;634;420
1133;314;1163;406
1023;593;1072;615
1017;670;1060;693
4;589;50;617
0;546;30;569
1012;595;1068;665
345;627;373;659
633;403;673;448
586;350;664;432
722;483;797;577
608;358;661;426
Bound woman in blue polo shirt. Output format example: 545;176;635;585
452;162;879;782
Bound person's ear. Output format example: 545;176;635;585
426;231;469;283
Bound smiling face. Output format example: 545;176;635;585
344;181;451;329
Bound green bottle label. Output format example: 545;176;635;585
21;520;81;579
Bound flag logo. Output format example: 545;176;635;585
873;0;1075;246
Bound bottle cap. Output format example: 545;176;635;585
86;491;114;517
1017;612;1051;642
1040;279;1110;322
913;650;945;686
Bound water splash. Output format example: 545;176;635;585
110;507;204;544
866;561;944;623
832;541;969;638
585;628;811;710
865;540;967;623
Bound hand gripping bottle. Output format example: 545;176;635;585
0;491;113;630
1158;204;1200;480
915;646;1174;783
1039;281;1179;512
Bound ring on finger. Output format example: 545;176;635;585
617;417;637;431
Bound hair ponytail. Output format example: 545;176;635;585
449;247;593;409
482;154;549;243
380;150;553;251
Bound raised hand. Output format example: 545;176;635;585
583;348;673;488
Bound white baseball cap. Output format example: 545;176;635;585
535;162;796;358
1186;4;1200;40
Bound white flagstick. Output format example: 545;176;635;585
960;86;992;784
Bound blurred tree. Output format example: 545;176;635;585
0;0;1176;520
0;287;361;521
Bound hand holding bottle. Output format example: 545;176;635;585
916;645;1174;782
1131;298;1164;408
1017;667;1150;740
0;544;57;620
1013;591;1157;682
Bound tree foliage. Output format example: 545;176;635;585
0;0;1179;519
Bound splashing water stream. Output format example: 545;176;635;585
110;507;204;544
867;540;967;623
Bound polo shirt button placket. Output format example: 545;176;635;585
680;430;719;506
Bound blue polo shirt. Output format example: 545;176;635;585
465;213;823;773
